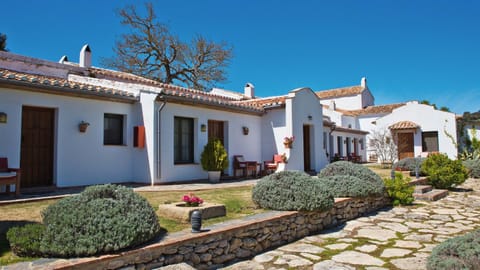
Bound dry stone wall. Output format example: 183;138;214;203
47;196;391;270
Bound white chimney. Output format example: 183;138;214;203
58;55;68;64
244;82;255;99
361;77;367;88
329;100;336;110
79;44;91;68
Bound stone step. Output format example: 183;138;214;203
409;177;428;186
413;189;449;201
414;185;433;194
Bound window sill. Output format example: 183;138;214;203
174;163;199;166
103;144;128;147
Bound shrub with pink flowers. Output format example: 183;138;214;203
182;193;204;207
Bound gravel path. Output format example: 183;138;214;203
220;178;480;270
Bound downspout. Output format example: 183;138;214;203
155;100;166;185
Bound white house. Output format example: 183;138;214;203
0;48;329;191
317;78;458;162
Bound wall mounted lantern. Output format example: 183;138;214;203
308;115;313;121
242;126;249;135
329;123;336;134
79;121;90;133
0;112;7;123
200;124;207;132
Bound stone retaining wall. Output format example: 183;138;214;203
47;196;391;270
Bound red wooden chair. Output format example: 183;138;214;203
0;157;21;196
264;154;283;175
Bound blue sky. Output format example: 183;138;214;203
3;0;479;114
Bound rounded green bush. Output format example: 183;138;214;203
318;175;385;198
40;184;160;257
394;157;425;171
427;229;480;270
318;161;385;196
422;153;468;189
463;159;480;178
384;173;414;206
6;223;45;257
252;171;334;211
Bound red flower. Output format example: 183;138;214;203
182;193;204;207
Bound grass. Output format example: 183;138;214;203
0;166;390;265
0;186;260;265
365;164;393;179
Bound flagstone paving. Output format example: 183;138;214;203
221;178;480;270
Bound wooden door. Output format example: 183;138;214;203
208;120;225;146
397;132;414;160
303;125;311;171
20;106;55;188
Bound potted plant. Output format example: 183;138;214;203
284;136;295;148
200;138;229;183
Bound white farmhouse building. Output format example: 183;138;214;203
0;47;459;191
316;78;458;162
0;48;329;190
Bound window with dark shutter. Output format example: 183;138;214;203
174;117;194;164
104;113;124;145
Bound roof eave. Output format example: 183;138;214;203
0;78;138;104
157;95;264;116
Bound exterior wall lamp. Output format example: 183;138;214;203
200;124;207;132
242;126;249;135
329;123;336;135
0;112;7;123
308;115;313;121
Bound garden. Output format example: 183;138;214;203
1;151;479;269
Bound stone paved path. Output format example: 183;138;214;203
220;178;480;270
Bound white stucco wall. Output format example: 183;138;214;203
361;89;375;108
357;114;389;161
157;103;262;183
463;124;480;142
375;102;457;159
285;88;329;172
320;94;363;110
341;115;357;129
0;87;140;187
261;108;286;162
322;108;343;126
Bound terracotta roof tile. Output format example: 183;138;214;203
0;68;137;101
88;67;264;113
0;67;264;113
316;85;365;99
345;103;406;116
234;96;287;109
389;121;419;130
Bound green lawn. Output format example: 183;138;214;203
0;186;260;265
0;166;391;265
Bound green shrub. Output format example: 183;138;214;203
318;161;385;196
6;223;45;257
422;153;468;189
252;171;334;211
394;157;425;171
384;173;414;206
463;159;480;178
200;138;229;171
317;175;385;198
40;184;160;257
427;229;480;270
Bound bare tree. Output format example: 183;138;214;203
369;129;398;167
0;33;7;51
102;3;233;90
